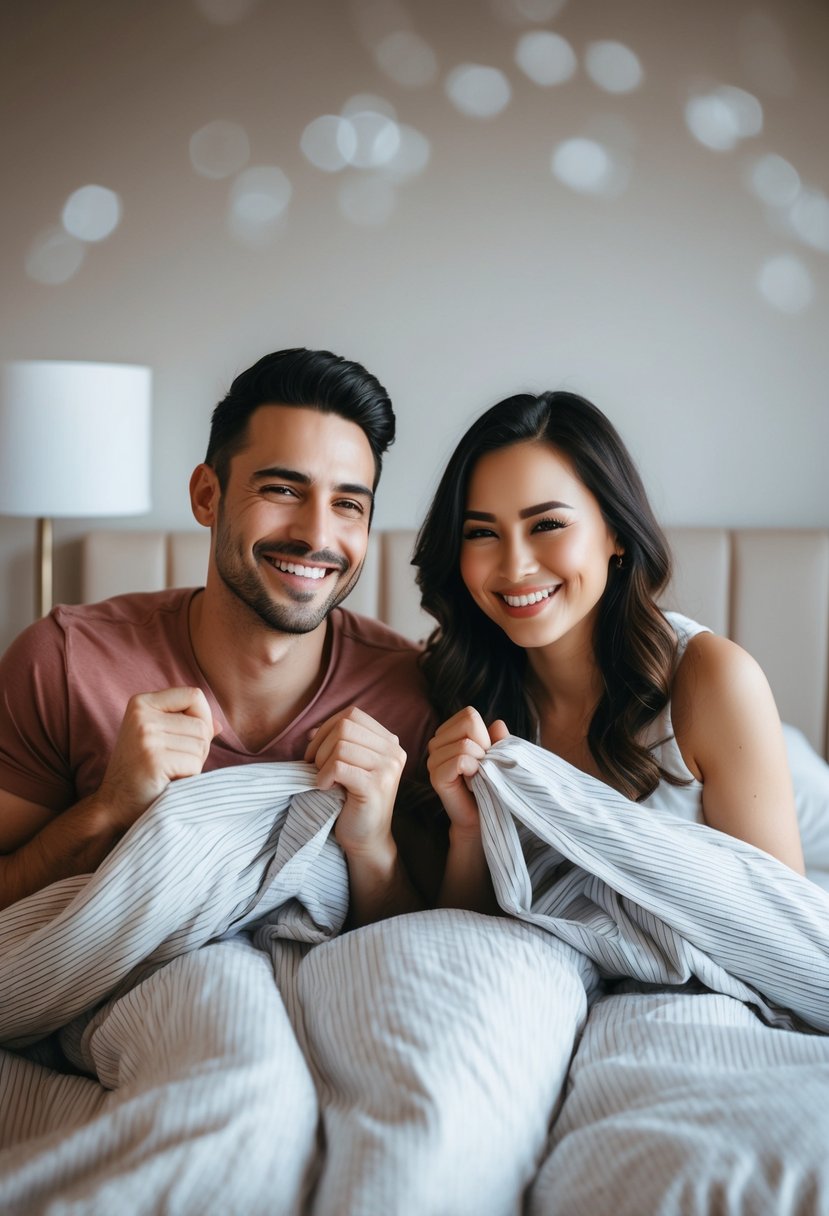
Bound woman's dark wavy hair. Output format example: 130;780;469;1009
413;390;682;802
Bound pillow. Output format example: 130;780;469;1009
783;722;829;871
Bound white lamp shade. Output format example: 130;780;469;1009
0;360;152;517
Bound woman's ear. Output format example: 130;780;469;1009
190;464;220;528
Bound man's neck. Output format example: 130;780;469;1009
187;585;333;751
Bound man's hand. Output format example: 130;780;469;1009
305;706;406;855
98;687;220;834
305;706;415;926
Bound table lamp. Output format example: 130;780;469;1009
0;360;152;618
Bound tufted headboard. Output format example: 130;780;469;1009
82;527;829;759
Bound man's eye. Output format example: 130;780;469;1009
262;485;297;497
336;499;365;514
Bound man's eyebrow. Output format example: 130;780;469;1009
253;466;374;504
463;500;573;523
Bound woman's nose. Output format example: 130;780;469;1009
501;533;538;581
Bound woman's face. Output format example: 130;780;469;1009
459;440;620;653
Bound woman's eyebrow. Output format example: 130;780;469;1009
519;500;574;519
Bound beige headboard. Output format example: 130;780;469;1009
82;527;829;759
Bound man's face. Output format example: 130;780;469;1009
211;404;375;634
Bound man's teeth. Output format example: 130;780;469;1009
502;588;556;607
274;559;327;580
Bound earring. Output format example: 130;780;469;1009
614;553;624;568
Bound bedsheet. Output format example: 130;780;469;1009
1;740;828;1215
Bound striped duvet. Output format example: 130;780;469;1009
1;738;828;1215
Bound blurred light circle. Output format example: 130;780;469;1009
343;111;401;168
374;30;438;88
445;64;512;118
685;85;762;151
189;119;250;179
757;254;813;313
229;166;291;243
789;189;829;253
491;0;567;24
380;124;431;179
716;85;762;137
584;41;642;94
25;226;86;284
342;93;397;121
746;153;800;208
685;94;741;151
192;0;259;24
515;31;576;87
61;185;121;242
551;137;617;195
301;115;356;172
338;175;396;226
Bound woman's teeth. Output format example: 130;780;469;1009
501;587;556;607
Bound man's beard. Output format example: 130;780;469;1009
214;515;363;635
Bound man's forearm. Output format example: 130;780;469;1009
0;794;124;912
343;835;424;928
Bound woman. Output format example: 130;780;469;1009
413;390;804;911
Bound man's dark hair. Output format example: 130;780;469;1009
205;347;395;489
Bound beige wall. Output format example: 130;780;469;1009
1;0;827;650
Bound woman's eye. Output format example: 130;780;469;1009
533;517;567;533
462;527;496;541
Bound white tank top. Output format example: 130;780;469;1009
639;611;711;823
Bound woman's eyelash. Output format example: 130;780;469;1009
532;516;568;532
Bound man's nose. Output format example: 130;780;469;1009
287;497;330;553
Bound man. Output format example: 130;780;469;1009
0;346;436;922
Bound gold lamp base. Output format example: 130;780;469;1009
35;516;53;619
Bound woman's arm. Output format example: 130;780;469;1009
671;633;805;873
427;707;507;912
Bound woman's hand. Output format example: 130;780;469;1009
427;707;509;834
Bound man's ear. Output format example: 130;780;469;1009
190;464;220;527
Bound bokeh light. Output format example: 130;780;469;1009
514;31;576;87
757;254;814;313
300;115;357;172
61;185;121;242
342;109;401;169
445;64;512;118
584;41;643;94
744;153;800;208
25;226;86;284
373;30;438;88
788;188;829;254
228;166;292;244
379;124;431;180
685;86;763;152
551;137;628;196
190;120;251;179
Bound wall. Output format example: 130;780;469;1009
1;0;827;652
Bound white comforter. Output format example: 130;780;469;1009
2;738;828;1215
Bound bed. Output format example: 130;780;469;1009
1;526;828;1215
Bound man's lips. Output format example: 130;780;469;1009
264;556;333;581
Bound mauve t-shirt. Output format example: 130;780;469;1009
0;588;436;811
